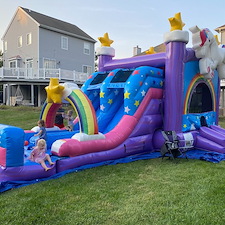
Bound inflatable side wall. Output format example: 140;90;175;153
0;125;24;167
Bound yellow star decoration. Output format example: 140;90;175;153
45;78;64;104
168;12;185;31
134;100;140;107
160;80;164;87
183;124;187;128
124;91;131;99
108;99;113;104
98;33;114;47
145;47;156;55
214;35;221;45
100;91;105;98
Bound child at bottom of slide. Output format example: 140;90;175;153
29;139;54;171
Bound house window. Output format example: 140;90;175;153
9;60;16;68
43;58;56;69
84;42;90;55
4;41;7;52
61;36;68;50
18;36;22;48
83;65;92;74
26;33;32;45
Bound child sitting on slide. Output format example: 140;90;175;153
29;139;54;171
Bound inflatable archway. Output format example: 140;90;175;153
40;78;98;135
183;74;216;114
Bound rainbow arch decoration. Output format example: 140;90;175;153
183;73;216;114
40;79;98;135
65;89;98;135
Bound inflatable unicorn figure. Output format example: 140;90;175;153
189;25;225;79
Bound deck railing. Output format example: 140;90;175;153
221;79;225;87
0;67;89;83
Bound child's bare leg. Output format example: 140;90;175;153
46;154;55;165
40;160;50;171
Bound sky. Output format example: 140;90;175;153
0;0;225;59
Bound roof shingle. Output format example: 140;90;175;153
21;7;96;43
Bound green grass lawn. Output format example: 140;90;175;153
219;116;225;128
1;106;225;225
0;105;41;130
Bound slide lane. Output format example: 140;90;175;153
97;89;124;133
78;70;125;133
52;88;163;157
103;104;124;134
195;125;225;153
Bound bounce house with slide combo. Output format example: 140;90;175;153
1;12;225;192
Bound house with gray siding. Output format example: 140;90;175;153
1;6;96;106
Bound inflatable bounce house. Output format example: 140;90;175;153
1;12;225;191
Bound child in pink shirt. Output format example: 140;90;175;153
29;139;54;171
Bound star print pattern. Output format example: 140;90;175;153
114;89;119;95
134;100;140;107
141;90;146;96
93;91;98;97
124;106;131;113
182;112;216;132
124;91;131;99
83;67;164;117
100;104;105;111
124;67;164;115
108;72;114;77
80;62;217;135
100;92;105;98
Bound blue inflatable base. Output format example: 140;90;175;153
1;149;225;193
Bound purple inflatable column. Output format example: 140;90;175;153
163;29;189;132
98;55;113;72
96;33;115;72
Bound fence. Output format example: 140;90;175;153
0;67;89;83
